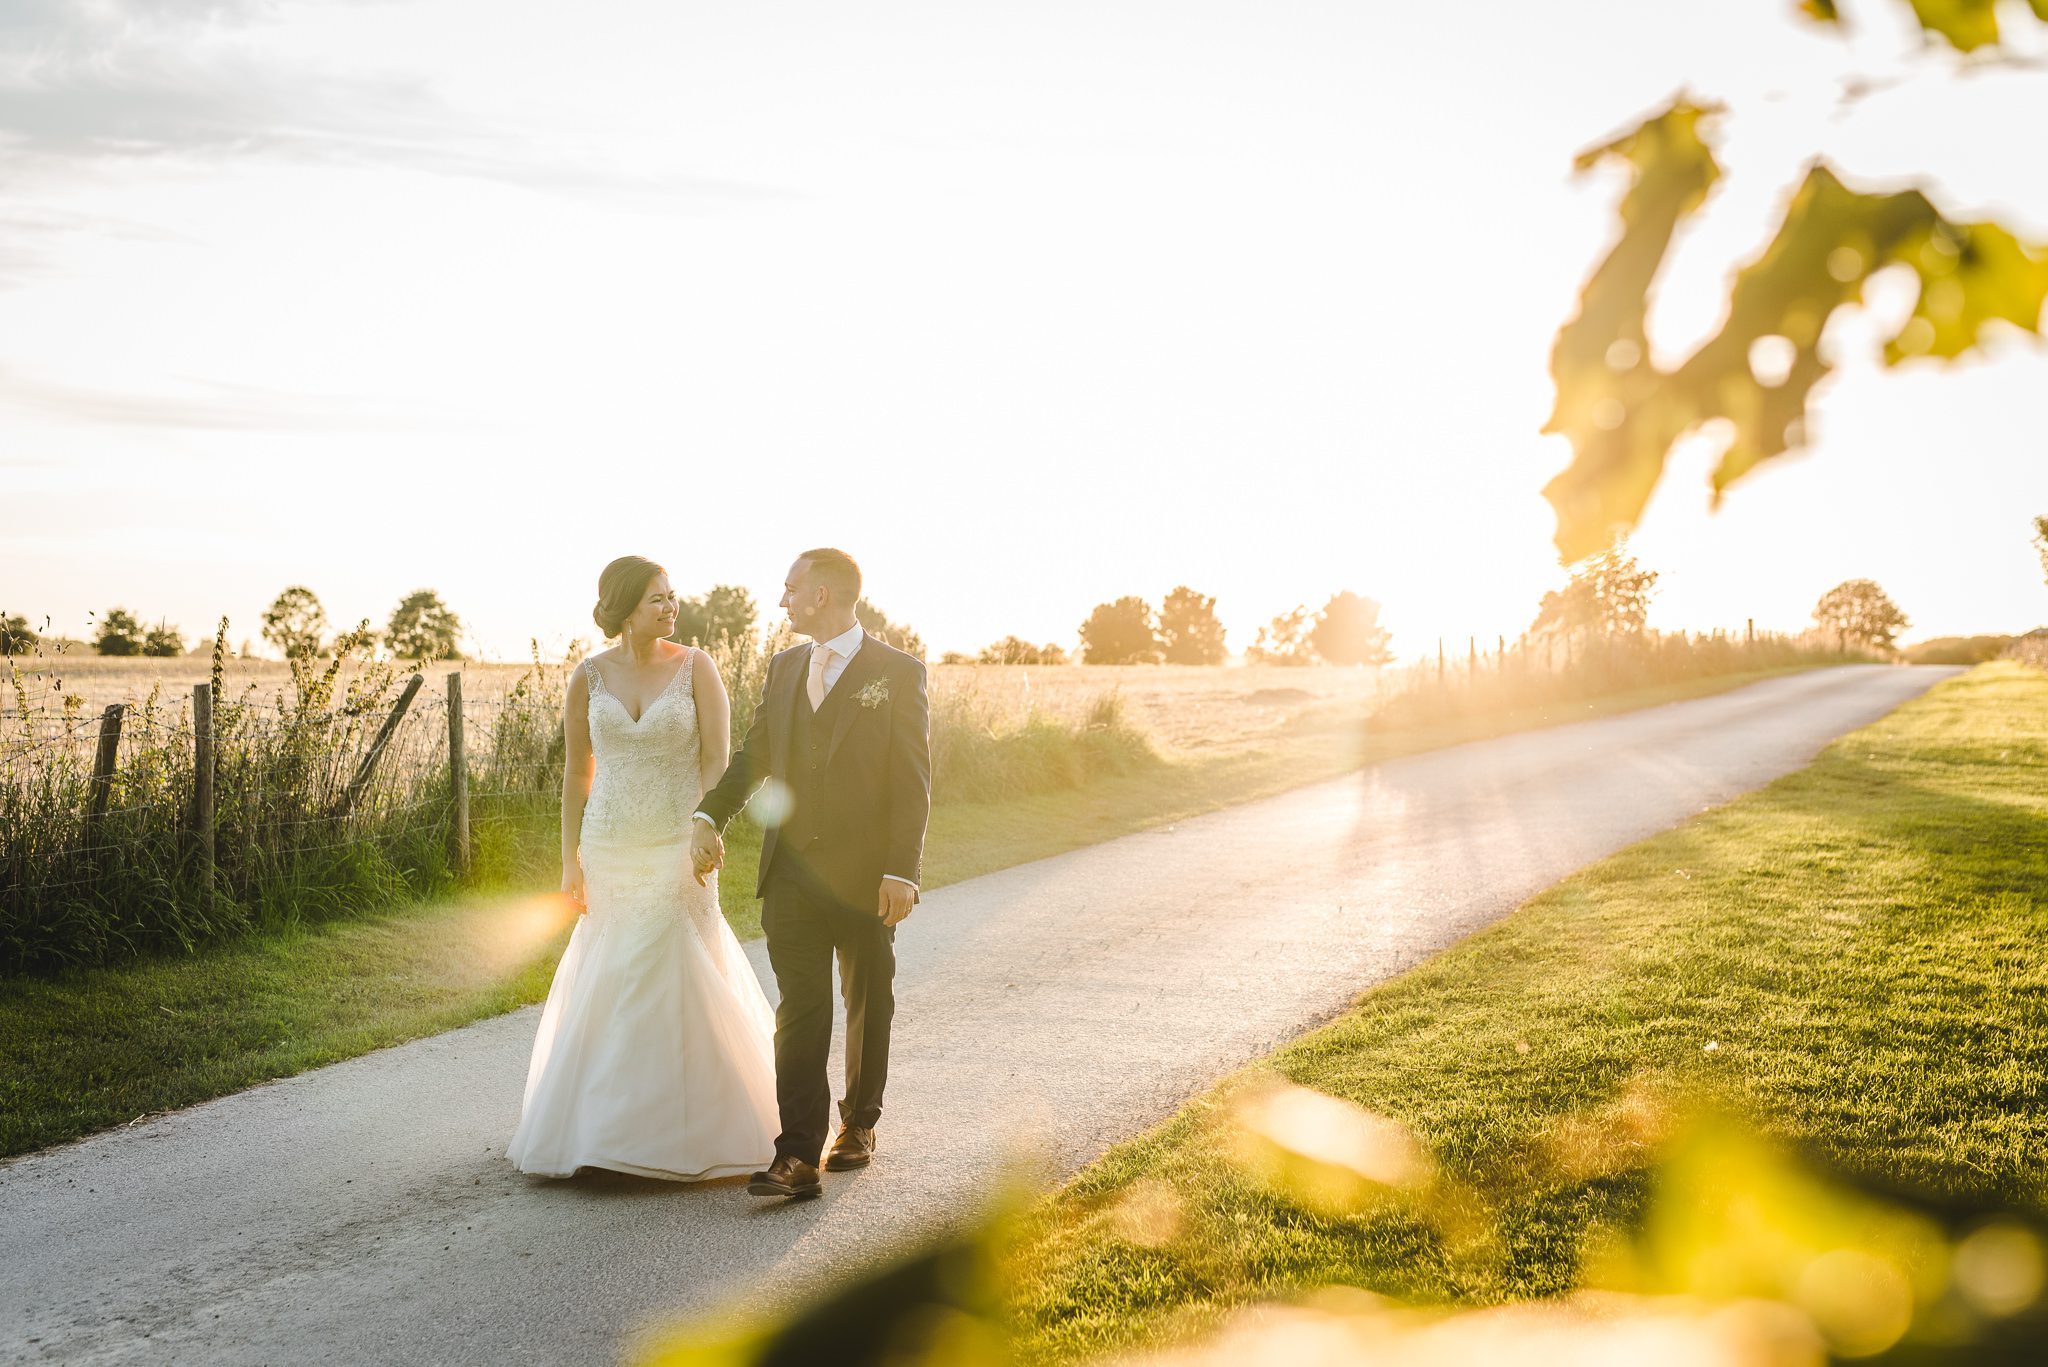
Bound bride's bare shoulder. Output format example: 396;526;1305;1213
688;643;726;693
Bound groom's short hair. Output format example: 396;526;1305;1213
799;547;862;604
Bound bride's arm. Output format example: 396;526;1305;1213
693;647;732;797
561;665;595;905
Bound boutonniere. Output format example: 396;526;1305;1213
855;678;891;710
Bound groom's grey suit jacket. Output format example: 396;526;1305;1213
696;635;932;909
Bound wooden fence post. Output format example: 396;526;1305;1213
447;671;470;876
192;685;214;908
1468;636;1477;675
335;673;425;819
86;703;125;841
1436;638;1445;683
1747;617;1755;646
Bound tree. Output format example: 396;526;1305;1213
977;636;1069;666
1530;545;1658;639
386;589;463;660
0;613;35;654
856;599;925;659
142;623;184;657
261;586;328;658
1159;586;1228;665
95;607;142;656
2033;515;2048;589
672;584;757;651
1542;6;2048;561
1309;591;1394;666
1246;605;1315;667
1078;597;1162;665
1813;579;1909;652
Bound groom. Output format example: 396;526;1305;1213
691;548;932;1199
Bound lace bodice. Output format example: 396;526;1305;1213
581;650;702;847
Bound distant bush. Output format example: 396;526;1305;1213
262;586;328;658
386;589;463;660
1813;578;1908;652
1159;587;1227;665
1080;597;1162;664
1246;605;1315;666
1310;591;1394;666
94;608;143;657
0;614;36;655
1904;635;2014;665
2006;629;2048;671
856;599;925;659
671;584;756;653
976;637;1069;666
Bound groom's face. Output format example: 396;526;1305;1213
781;558;827;637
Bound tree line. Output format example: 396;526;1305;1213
1036;588;1397;667
8;529;2010;666
0;587;470;661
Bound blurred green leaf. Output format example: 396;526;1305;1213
1798;0;2048;48
1903;0;2005;51
1545;109;2048;561
638;1210;1012;1367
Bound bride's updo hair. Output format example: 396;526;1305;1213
594;556;667;639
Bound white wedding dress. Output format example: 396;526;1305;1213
507;649;779;1181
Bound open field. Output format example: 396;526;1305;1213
0;667;1822;1158
4;654;1387;758
1004;661;2048;1365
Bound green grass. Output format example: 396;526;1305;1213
1003;662;2048;1365
0;665;1823;1159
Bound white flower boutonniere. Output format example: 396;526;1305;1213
855;678;891;710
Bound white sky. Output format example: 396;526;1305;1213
3;0;2045;660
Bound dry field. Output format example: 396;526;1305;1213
928;662;1387;754
5;654;1389;756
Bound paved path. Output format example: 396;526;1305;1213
1;665;1955;1365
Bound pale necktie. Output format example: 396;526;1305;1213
807;645;833;710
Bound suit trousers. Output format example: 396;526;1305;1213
760;865;897;1165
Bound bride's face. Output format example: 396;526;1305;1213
625;573;679;643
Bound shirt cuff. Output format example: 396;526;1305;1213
881;874;919;891
692;812;717;827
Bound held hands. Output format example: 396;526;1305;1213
690;821;725;887
878;879;916;928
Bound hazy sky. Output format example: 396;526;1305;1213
4;0;2045;660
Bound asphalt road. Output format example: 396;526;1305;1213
0;665;1956;1365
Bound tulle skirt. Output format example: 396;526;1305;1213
506;838;779;1181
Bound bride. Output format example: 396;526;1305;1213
507;555;779;1181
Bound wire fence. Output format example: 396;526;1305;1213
1;651;567;972
1;628;789;975
1367;623;1873;730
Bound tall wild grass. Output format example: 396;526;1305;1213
1370;627;1868;731
1;623;571;972
1;624;1155;974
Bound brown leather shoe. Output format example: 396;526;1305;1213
824;1125;876;1171
746;1154;822;1198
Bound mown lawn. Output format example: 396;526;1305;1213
1;666;1820;1159
1005;662;2048;1365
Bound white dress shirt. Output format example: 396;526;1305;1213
693;622;916;892
808;621;867;698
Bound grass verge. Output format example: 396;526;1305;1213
1003;662;2048;1364
2;665;1824;1159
